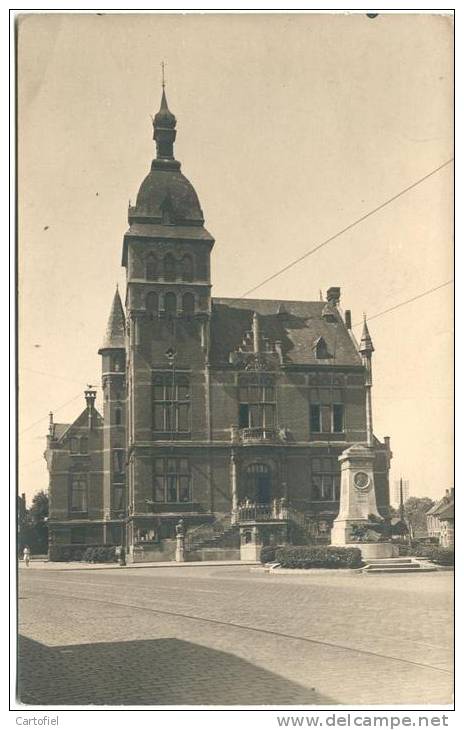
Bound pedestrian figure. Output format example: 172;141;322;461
23;546;30;567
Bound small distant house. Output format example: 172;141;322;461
427;489;454;548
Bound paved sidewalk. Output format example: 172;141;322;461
19;559;258;571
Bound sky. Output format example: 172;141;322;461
18;12;453;504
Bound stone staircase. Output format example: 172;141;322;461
186;515;240;552
362;557;438;574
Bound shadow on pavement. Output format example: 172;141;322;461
18;635;335;706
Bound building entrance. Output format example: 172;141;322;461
246;463;272;504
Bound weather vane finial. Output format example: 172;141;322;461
161;60;166;90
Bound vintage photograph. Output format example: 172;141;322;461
16;12;453;708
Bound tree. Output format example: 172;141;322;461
29;490;49;524
403;496;435;537
24;490;49;554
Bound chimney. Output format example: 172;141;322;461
84;387;97;429
326;287;341;305
344;310;352;329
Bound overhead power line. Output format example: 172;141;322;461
238;158;454;299
352;280;454;327
19;392;84;435
20;367;99;386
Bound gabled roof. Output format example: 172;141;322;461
210;298;363;367
53;423;71;441
427;494;454;517
438;502;454;521
53;408;103;443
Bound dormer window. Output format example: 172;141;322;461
314;337;332;359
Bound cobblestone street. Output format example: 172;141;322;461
17;564;453;706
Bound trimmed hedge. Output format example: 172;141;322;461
397;543;454;565
275;545;363;569
48;544;117;563
260;545;283;564
83;546;117;563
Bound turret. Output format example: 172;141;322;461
359;315;374;447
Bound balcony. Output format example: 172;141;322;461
232;426;285;445
237;501;288;523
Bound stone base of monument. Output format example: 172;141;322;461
344;542;399;559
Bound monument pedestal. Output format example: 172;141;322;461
331;444;392;554
342;542;399;559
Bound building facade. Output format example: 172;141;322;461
427;489;454;548
45;89;392;561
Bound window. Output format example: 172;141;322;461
196;252;208;280
164;292;177;315
153;374;190;433
182;292;195;315
70;476;87;513
310;405;321;433
238;374;276;429
153;458;191;503
70;437;79;454
310;389;345;434
146;254;158;281
181;254;194;282
80;437;88;454
113;448;125;475
146;291;159;315
113;485;124;511
164;253;176;280
311;458;340;502
115;407;122;426
314;337;331;359
333;403;344;433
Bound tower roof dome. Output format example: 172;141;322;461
128;87;205;226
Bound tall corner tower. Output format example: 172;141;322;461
98;286;126;538
122;85;215;552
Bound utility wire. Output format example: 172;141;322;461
352;279;454;328
20;367;100;386
19;392;84;435
237;158;454;300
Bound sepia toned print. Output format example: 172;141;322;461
17;13;453;707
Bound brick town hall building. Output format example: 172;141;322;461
45;88;392;562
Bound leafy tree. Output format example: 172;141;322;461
403;496;435;537
21;490;49;554
29;490;49;525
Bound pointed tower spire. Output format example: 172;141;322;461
153;65;178;165
359;314;374;355
99;287;125;352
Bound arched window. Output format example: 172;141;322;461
163;253;176;280
196;252;208;280
182;292;195;316
146;291;159;315
146;254;158;281
181;254;194;282
164;292;177;315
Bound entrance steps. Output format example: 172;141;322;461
362;557;437;574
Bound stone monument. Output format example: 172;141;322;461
331;317;397;559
